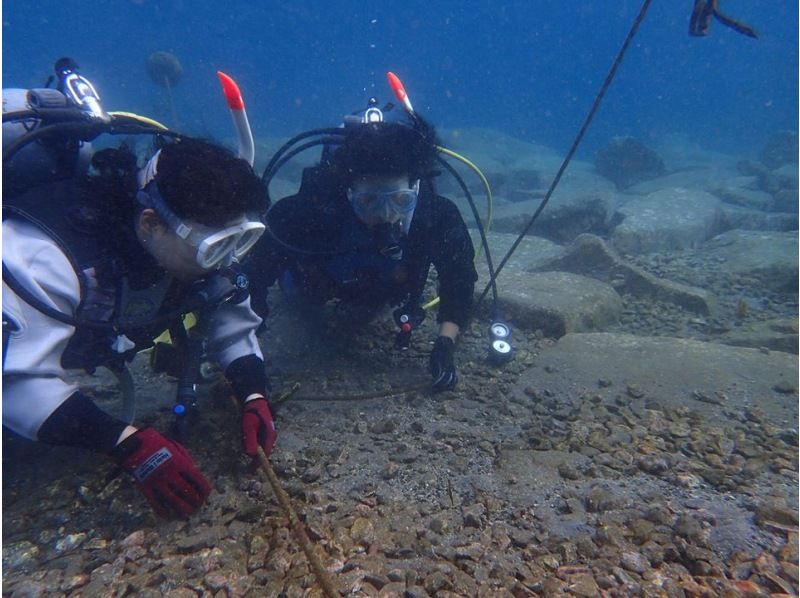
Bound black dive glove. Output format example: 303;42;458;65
429;336;457;393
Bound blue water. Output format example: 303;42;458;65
3;1;797;161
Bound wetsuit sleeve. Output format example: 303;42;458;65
429;197;478;329
225;354;269;403
202;291;264;370
37;391;128;453
2;219;102;441
243;232;290;319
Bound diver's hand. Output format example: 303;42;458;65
114;427;211;519
429;336;458;393
241;397;277;460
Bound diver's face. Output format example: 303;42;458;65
348;174;419;227
136;209;214;281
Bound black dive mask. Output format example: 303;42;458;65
373;222;404;260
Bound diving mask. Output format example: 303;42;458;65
136;182;264;270
347;179;420;225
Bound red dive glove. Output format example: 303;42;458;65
241;398;277;459
114;427;211;519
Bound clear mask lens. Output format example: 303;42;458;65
196;221;265;269
348;181;419;223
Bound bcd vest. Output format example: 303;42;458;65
3;179;179;371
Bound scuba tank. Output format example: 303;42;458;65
2;87;94;197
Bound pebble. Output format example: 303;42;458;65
773;380;797;394
557;462;581;480
637;455;670;475
119;530;145;548
54;533;86;555
350;517;375;546
175;528;218;553
462;504;485;529
369;418;397;434
621;551;649;574
9;580;46;598
626;384;645;399
3;541;40;570
585;486;618;513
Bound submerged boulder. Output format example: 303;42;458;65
595;136;666;190
487;185;618;243
483;270;623;338
761;130;798;170
702;230;798;293
611;188;723;254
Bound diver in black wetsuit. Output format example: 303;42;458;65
246;108;478;392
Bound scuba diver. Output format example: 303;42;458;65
246;96;478;392
2;61;276;520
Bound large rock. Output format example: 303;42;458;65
480;270;623;337
611;188;723;254
475;232;565;278
719;205;798;233
626;168;737;195
535;234;716;315
717;318;798;354
594;136;665;189
761;130;799;170
765;164;799;213
702;230;798;292
486;186;618;243
437;127;563;199
711;183;775;211
516;332;798;426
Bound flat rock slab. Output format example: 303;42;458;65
720;205;797;233
474;232;565;275
702;230;798;292
517;332;798;427
488;188;617;243
626;166;737;195
612;188;724;254
535;233;717;315
480;271;622;337
717;317;799;354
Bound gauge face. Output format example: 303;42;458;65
492;339;511;354
490;322;510;339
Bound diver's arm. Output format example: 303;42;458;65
203;291;264;370
203;294;276;458
243;233;291;319
2;219;132;449
429;197;478;334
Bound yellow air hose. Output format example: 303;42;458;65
422;146;494;313
107;111;169;130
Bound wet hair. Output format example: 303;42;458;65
331;117;439;185
155;138;266;227
77;138;266;253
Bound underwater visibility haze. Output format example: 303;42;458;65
2;1;799;597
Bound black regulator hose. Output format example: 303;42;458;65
434;154;498;308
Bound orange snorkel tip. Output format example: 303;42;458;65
216;71;245;111
387;71;415;114
216;71;254;166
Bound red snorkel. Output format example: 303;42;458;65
216;71;255;167
387;71;415;115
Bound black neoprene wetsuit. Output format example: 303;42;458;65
245;167;478;328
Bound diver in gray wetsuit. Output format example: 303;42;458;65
3;100;276;519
